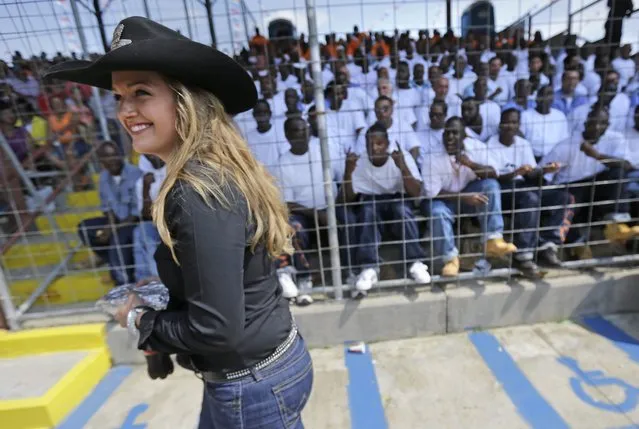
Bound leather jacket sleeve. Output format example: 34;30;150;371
137;182;247;355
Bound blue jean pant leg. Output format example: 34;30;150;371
133;221;160;282
198;335;313;429
108;224;136;285
334;204;358;272
384;200;426;261
626;169;639;195
463;179;504;240
355;198;383;268
422;199;459;263
539;188;574;245
500;181;541;253
77;216;110;263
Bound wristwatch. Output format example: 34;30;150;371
127;306;152;340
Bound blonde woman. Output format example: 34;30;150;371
46;17;313;428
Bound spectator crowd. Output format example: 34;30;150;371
2;25;639;305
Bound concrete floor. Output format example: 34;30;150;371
12;314;639;428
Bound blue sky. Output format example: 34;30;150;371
0;0;632;62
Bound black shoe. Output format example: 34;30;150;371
538;247;562;267
514;259;545;279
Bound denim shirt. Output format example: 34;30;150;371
99;162;143;221
552;90;589;116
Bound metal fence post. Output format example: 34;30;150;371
142;0;152;18
183;0;194;39
224;0;237;54
305;0;344;300
0;267;19;330
70;0;110;142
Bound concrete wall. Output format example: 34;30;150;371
107;267;639;364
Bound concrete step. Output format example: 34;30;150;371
65;190;99;209
0;324;111;429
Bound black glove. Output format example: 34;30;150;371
144;352;174;380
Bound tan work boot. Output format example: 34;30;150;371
441;257;460;277
604;223;639;243
485;238;517;258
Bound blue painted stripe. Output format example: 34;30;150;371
469;331;569;429
582;316;639;365
344;343;387;429
57;366;132;429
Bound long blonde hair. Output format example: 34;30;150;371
153;80;293;262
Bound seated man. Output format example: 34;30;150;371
354;95;420;161
486;109;573;277
541;106;639;258
277;116;356;304
420;117;517;277
133;154;166;282
339;122;431;295
78;141;142;285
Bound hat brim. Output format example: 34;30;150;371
44;39;257;115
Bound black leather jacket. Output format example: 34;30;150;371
137;180;292;372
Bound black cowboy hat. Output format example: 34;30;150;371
44;16;257;115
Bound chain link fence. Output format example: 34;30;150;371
1;0;639;329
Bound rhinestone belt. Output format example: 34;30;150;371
201;324;298;381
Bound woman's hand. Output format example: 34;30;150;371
114;293;145;328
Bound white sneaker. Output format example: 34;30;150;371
296;277;314;306
278;272;299;299
356;268;378;292
409;261;431;284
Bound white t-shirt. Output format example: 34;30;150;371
135;164;167;215
278;138;343;209
351;146;421;195
447;71;478;97
521;108;569;158
541;130;633;184
569;93;631;134
244;122;289;178
623;127;639;168
421;137;491;198
394;87;422;125
485;135;537;181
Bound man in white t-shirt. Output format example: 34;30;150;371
612;45;635;90
420;117;517;277
462;97;497;142
259;74;287;118
338;122;431;294
244;100;288;180
276;116;355;304
354;95;421;161
377;78;417;128
416;100;446;166
623;105;639;195
487;109;572;276
521;85;569;159
541;106;639;256
324;81;367;155
395;61;422;129
133;154;166;282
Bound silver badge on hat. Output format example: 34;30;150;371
111;24;132;50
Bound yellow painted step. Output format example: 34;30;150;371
1;241;91;269
10;271;113;307
0;324;111;429
0;323;107;358
35;211;103;235
65;190;100;209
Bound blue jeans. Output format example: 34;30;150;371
133;221;160;282
500;180;573;258
626;169;639;195
198;334;313;429
77;216;136;285
421;179;504;263
356;194;425;268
